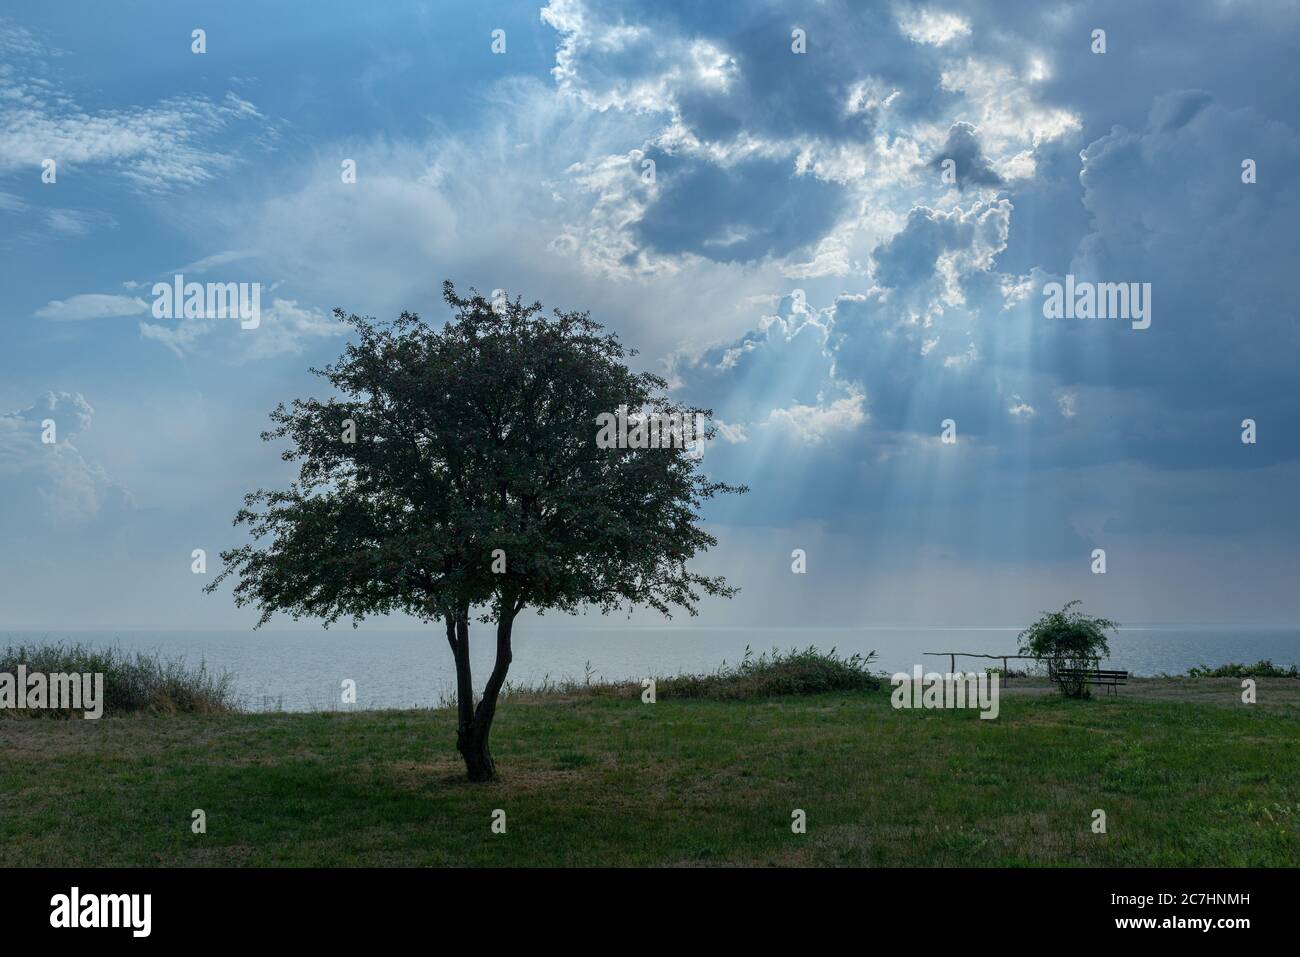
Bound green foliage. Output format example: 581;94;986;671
208;281;745;627
1186;660;1300;678
1017;600;1118;698
491;647;880;703
0;641;237;717
656;646;881;700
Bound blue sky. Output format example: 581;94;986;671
2;0;1298;629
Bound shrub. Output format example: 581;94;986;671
0;641;238;717
1186;660;1300;679
656;646;881;700
1017;601;1118;699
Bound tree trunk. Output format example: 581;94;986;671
446;615;486;779
445;609;516;782
457;720;496;782
450;610;516;782
447;617;474;731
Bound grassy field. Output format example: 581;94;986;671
3;678;1299;866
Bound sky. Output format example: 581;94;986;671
2;0;1298;630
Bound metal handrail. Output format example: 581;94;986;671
921;652;1104;686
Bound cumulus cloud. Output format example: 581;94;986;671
140;0;1090;370
529;0;1080;290
938;56;1080;164
662;69;1299;488
896;7;972;47
927;121;1004;189
1063;92;1300;408
0;392;131;528
2;0;1297;621
767;390;867;444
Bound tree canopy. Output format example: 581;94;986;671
1017;600;1118;698
208;282;745;778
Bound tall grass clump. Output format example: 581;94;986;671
1186;660;1300;679
656;646;881;700
484;646;880;707
0;641;238;717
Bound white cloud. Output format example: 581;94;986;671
0;19;50;59
244;298;346;360
172;81;776;359
169;249;255;276
1008;397;1035;417
542;0;703;114
137;316;217;358
939;58;1081;158
135;296;344;360
766;390;867;444
0;22;273;194
35;293;148;321
896;7;973;46
0;392;131;527
43;209;102;236
943;343;979;369
713;419;749;444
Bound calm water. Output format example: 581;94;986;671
3;626;1298;712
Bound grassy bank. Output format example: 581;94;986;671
0;641;236;717
3;677;1298;866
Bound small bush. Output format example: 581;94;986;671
1186;660;1300;679
656;646;881;700
1018;600;1118;699
0;641;238;717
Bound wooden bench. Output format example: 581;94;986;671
1050;666;1128;695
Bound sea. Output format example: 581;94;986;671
3;625;1298;712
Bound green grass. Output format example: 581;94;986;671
2;679;1298;866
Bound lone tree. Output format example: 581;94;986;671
1017;600;1118;698
208;282;744;780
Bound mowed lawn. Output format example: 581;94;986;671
2;679;1299;867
